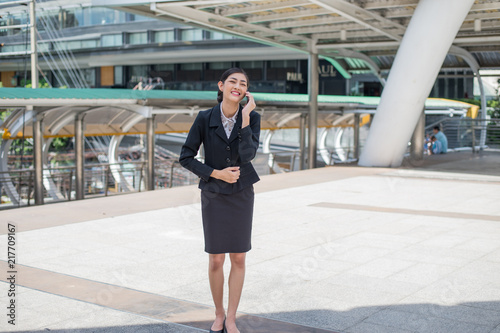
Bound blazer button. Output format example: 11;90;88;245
226;157;231;163
226;146;230;151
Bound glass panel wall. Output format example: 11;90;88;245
101;34;123;47
180;29;203;41
154;30;175;43
209;31;234;40
114;66;124;87
128;32;148;45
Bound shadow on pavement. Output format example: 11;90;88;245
14;301;500;333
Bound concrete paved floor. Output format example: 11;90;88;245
1;151;500;333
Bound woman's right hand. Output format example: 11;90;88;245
211;167;240;183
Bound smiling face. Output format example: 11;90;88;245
218;72;248;103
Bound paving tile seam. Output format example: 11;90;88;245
309;202;500;222
0;260;339;333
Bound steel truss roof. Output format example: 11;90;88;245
102;0;500;74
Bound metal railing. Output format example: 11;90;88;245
0;159;198;208
426;117;500;152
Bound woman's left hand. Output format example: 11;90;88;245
241;92;255;128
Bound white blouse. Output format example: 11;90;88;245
220;103;239;139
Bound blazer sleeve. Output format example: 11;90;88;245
179;113;214;182
239;111;261;164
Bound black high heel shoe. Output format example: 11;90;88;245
209;317;225;333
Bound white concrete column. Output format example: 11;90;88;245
359;0;475;167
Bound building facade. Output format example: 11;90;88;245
0;3;476;99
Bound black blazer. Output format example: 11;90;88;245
179;103;261;194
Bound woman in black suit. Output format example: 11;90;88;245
179;68;260;333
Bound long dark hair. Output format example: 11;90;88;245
217;67;249;104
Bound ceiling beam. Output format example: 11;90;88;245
154;0;237;7
270;15;352;29
311;28;394;41
220;0;311;17
460;20;500;32
153;3;311;53
193;0;249;10
291;22;366;35
318;35;500;51
469;2;500;11
466;12;500;21
362;0;417;10
309;0;405;41
246;8;332;23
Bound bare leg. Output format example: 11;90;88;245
226;252;246;333
209;253;226;331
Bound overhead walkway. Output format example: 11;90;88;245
0;153;499;332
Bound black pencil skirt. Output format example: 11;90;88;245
201;185;254;254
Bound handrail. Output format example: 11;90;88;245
0;159;193;208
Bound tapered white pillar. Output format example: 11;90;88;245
359;0;475;167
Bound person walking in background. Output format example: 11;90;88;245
179;68;261;333
433;126;448;153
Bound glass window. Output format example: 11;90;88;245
240;61;263;69
154;64;174;71
269;60;296;68
1;44;28;53
114;66;123;86
154;30;175;43
130;65;148;77
82;68;96;88
207;62;231;70
80;7;92;26
180;63;203;70
102;34;123;47
90;7;121;25
210;31;233;40
129;32;148;45
82;40;98;49
67;41;81;50
60;9;78;29
180;29;203;41
38;42;50;52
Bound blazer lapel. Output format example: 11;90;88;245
228;105;243;143
209;104;229;144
